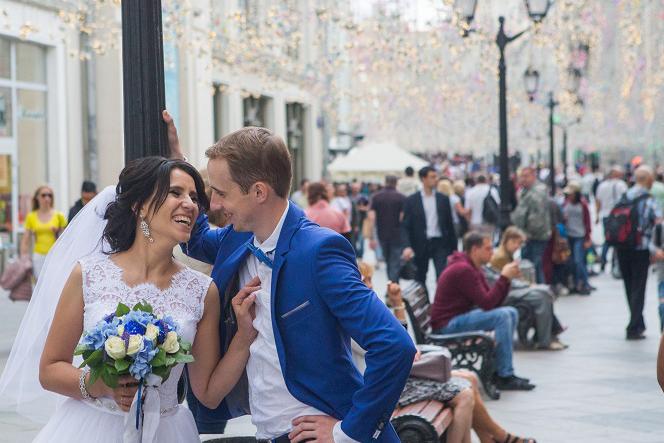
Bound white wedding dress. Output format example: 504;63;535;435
33;253;212;443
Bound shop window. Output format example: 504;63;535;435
16;41;46;84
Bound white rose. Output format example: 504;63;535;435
117;324;125;336
104;336;126;360
145;324;159;342
126;334;144;356
162;331;180;354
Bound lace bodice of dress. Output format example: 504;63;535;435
79;253;212;408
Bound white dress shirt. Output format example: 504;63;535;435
238;202;357;442
464;184;500;225
421;190;442;238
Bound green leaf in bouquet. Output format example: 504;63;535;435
132;300;153;314
152;365;171;381
74;343;90;356
114;358;131;373
151;348;167;367
101;365;119;388
78;348;103;368
164;356;176;367
179;340;192;352
115;302;130;317
89;365;102;387
174;352;195;364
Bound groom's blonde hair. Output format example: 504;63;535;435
206;126;292;198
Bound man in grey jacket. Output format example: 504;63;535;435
511;167;552;284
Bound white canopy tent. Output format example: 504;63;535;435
327;141;429;181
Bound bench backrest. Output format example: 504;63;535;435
400;281;432;344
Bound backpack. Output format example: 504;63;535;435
482;187;500;225
605;193;649;249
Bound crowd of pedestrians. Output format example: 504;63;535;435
292;158;664;391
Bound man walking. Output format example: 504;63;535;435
401;166;457;285
367;175;406;282
168;119;415;442
464;174;500;238
615;166;662;340
595;166;628;271
511;167;551;284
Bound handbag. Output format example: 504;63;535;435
1;256;33;301
551;228;571;265
410;348;452;383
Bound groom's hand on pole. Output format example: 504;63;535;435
162;110;184;160
289;415;338;443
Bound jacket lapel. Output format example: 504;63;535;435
270;203;306;366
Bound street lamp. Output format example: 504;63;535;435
524;0;552;23
455;1;552;226
523;67;540;102
453;0;478;36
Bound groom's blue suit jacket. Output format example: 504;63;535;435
184;203;416;442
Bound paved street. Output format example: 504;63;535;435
1;266;663;442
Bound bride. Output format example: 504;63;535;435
0;156;257;442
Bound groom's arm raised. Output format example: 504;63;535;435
311;235;416;442
163;109;227;264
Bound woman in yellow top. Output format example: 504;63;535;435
20;185;67;279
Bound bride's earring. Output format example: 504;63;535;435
140;216;154;243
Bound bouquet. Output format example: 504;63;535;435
74;301;194;390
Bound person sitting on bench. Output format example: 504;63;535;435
431;232;535;391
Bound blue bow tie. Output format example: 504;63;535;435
246;242;274;269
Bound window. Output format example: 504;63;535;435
0;88;11;137
0;39;9;79
16;42;46;84
286;102;306;188
243;95;270;127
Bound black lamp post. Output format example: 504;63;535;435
455;0;552;227
546;92;558;195
121;0;169;162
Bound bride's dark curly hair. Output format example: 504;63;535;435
103;156;210;253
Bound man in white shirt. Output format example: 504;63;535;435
464;174;501;238
596;166;628;271
401;166;458;285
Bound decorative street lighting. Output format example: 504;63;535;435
523;67;540;102
567;68;582;94
454;0;478;36
454;0;551;229
524;0;553;23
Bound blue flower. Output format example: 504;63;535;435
129;338;159;380
152;320;168;344
80;317;122;350
161;315;179;334
123;310;153;326
124;320;146;336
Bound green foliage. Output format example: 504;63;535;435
114;358;131;373
132;300;153;314
78;348;103;369
115;302;131;317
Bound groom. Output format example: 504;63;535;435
171;123;416;442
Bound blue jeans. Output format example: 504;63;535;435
435;307;518;377
522;239;548;284
658;280;664;332
568;236;589;288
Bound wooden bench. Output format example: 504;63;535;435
391;399;452;442
400;280;501;400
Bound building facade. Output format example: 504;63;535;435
0;0;326;245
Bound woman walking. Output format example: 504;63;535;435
20;185;67;279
